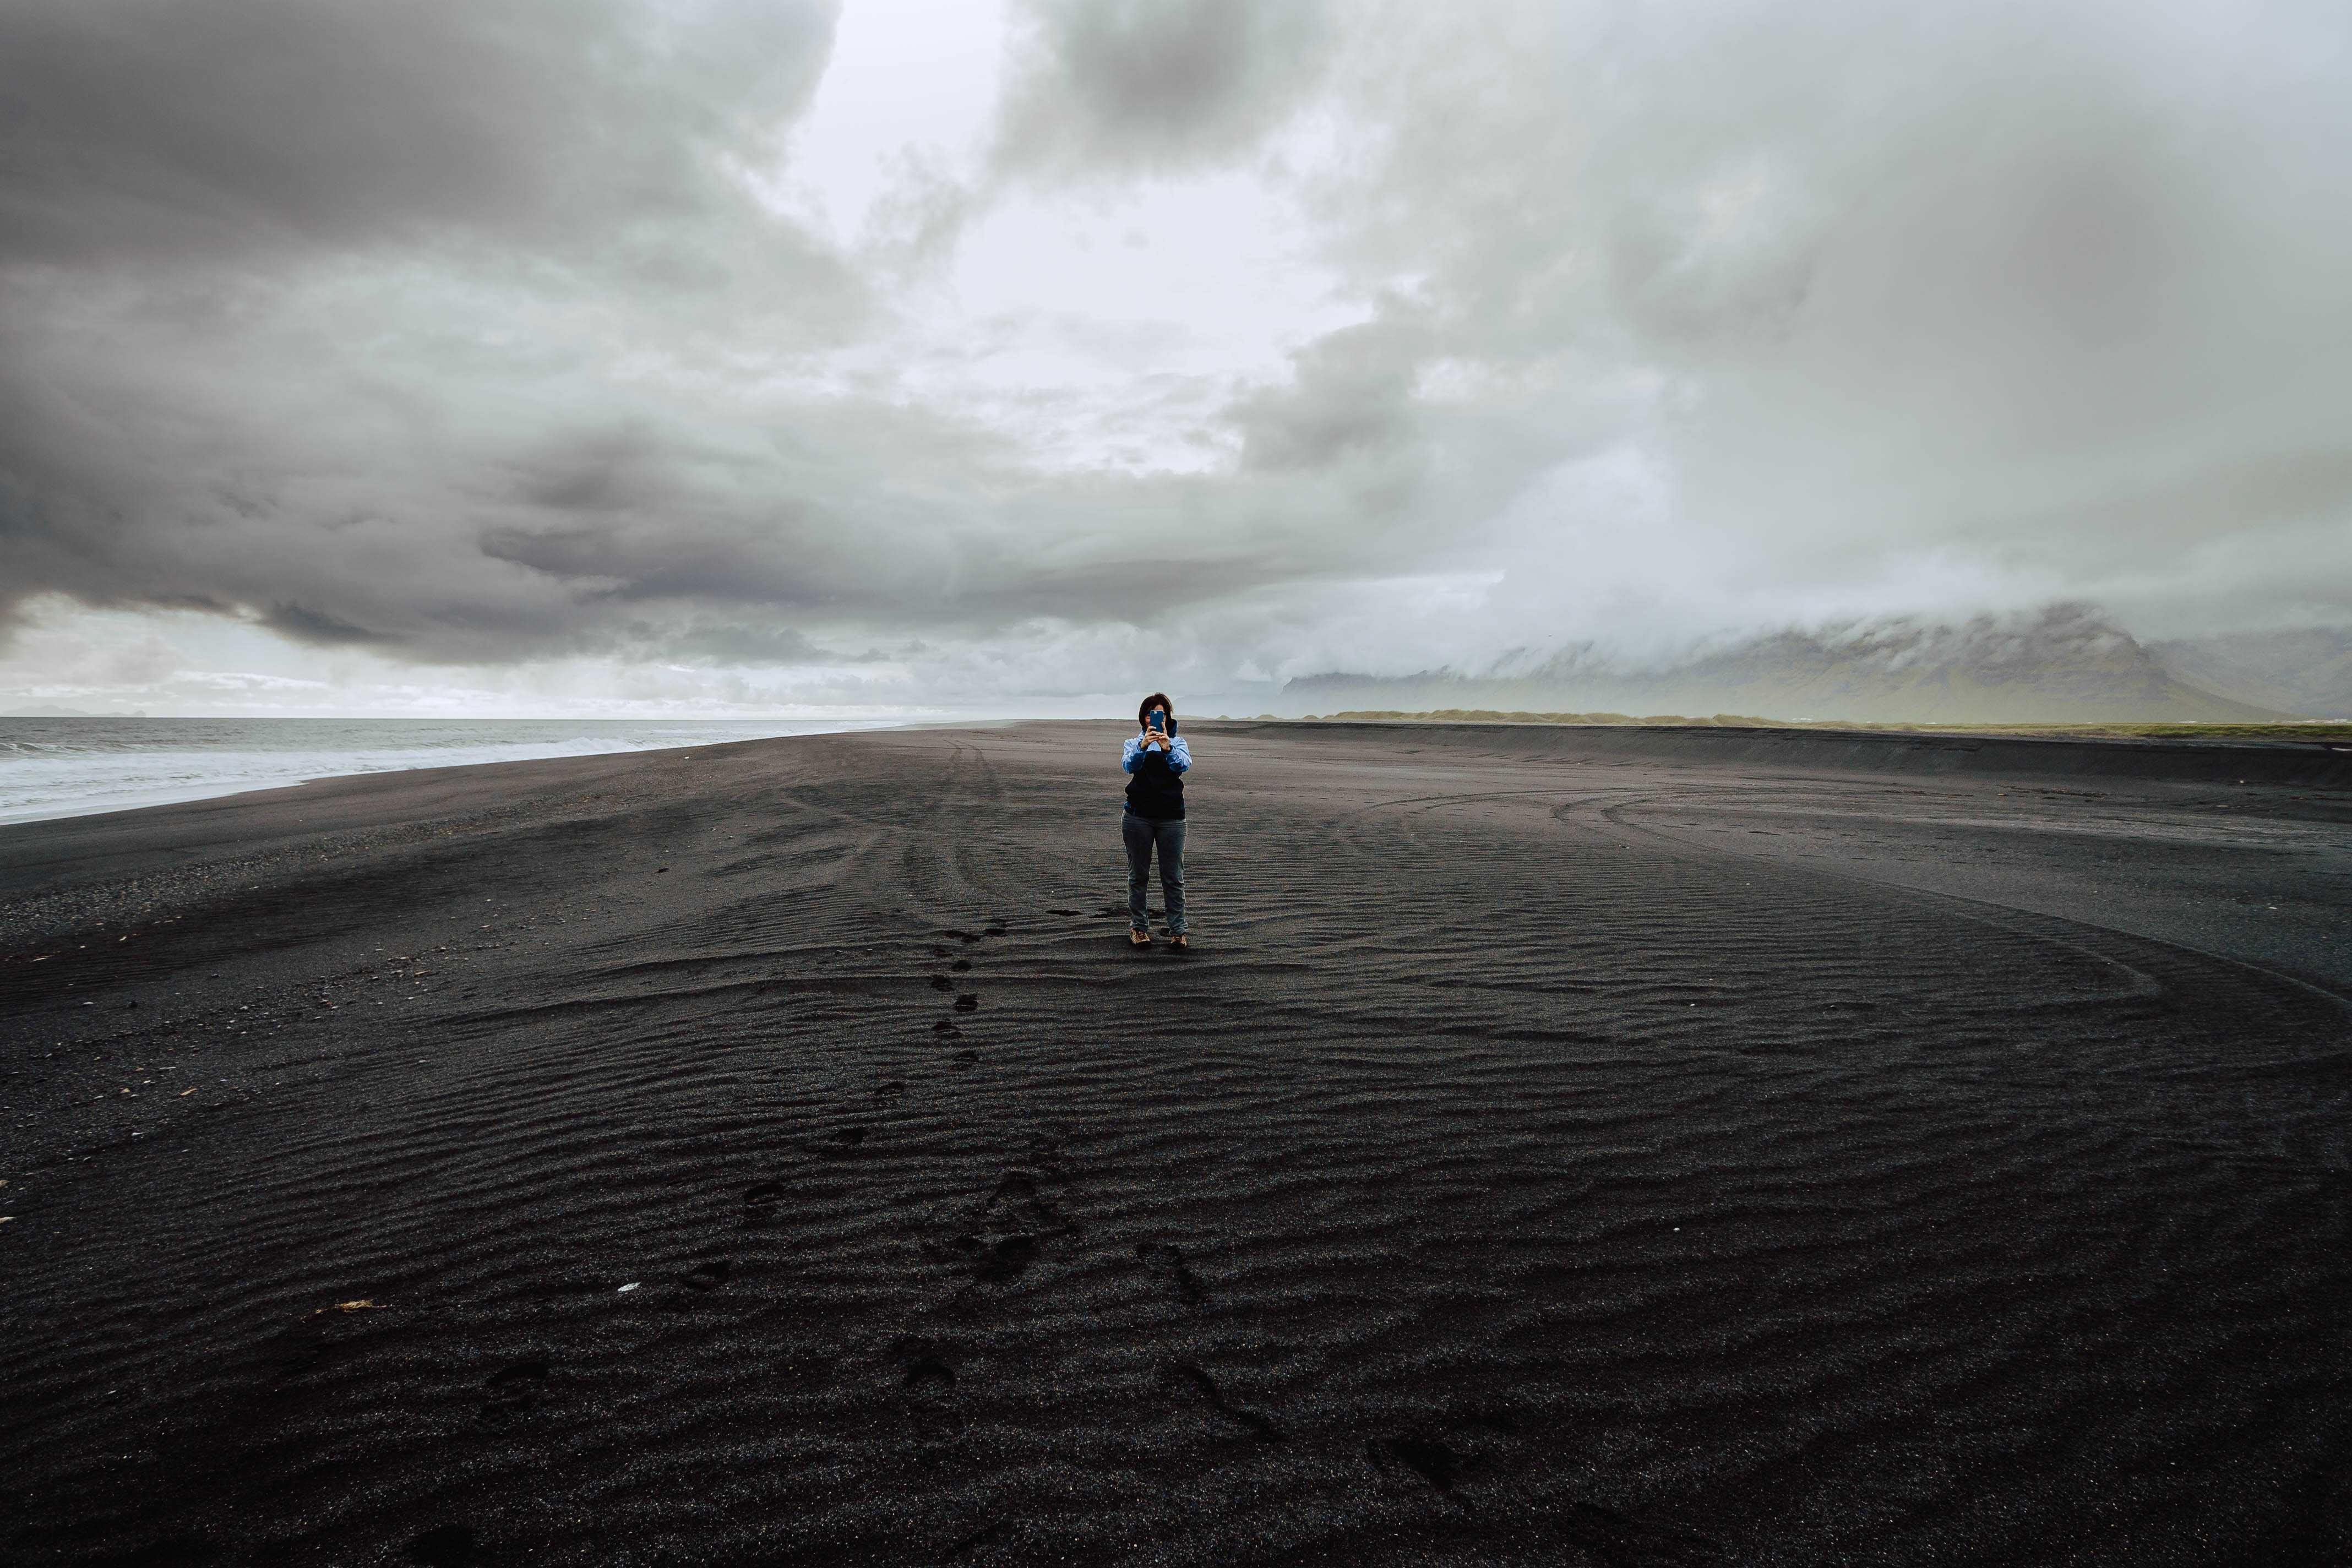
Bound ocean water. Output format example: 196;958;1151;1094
0;717;901;826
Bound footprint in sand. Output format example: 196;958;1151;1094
873;1080;907;1102
983;1171;1065;1232
950;958;972;972
681;1259;731;1292
889;1335;957;1393
930;976;954;992
1135;1241;1208;1305
950;1049;978;1068
955;1167;1072;1281
742;1180;785;1213
932;1020;963;1038
932;944;952;959
1367;1435;1464;1492
1163;1362;1283;1441
830;1127;869;1150
923;1222;1042;1284
971;1233;1038;1282
983;924;1006;937
480;1357;551;1418
954;993;978;1012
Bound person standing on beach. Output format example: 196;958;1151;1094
1121;692;1190;949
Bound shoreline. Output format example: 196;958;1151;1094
0;717;912;830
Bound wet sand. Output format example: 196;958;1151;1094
3;721;2350;1566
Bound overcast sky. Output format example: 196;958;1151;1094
3;0;2348;716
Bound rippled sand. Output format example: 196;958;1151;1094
3;721;2348;1565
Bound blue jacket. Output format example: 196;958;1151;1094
1122;727;1192;819
1121;732;1193;776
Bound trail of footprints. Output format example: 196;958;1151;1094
886;921;1248;1456
478;924;1019;1391
360;909;1705;1559
927;922;1000;1041
866;916;1631;1529
476;913;1487;1522
458;924;1023;1444
476;917;1534;1543
884;919;1286;1482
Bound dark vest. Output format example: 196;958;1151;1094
1124;741;1185;820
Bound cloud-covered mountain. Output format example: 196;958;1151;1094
1285;606;2287;723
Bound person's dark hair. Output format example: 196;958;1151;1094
1137;692;1175;732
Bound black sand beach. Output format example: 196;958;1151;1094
4;721;2350;1566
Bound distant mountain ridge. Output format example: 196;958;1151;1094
2148;629;2352;720
1285;606;2296;723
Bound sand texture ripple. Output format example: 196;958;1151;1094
3;721;2349;1565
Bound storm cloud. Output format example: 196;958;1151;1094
992;0;1336;177
1;0;2347;714
0;0;839;260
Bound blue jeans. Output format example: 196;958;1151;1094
1122;812;1186;935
